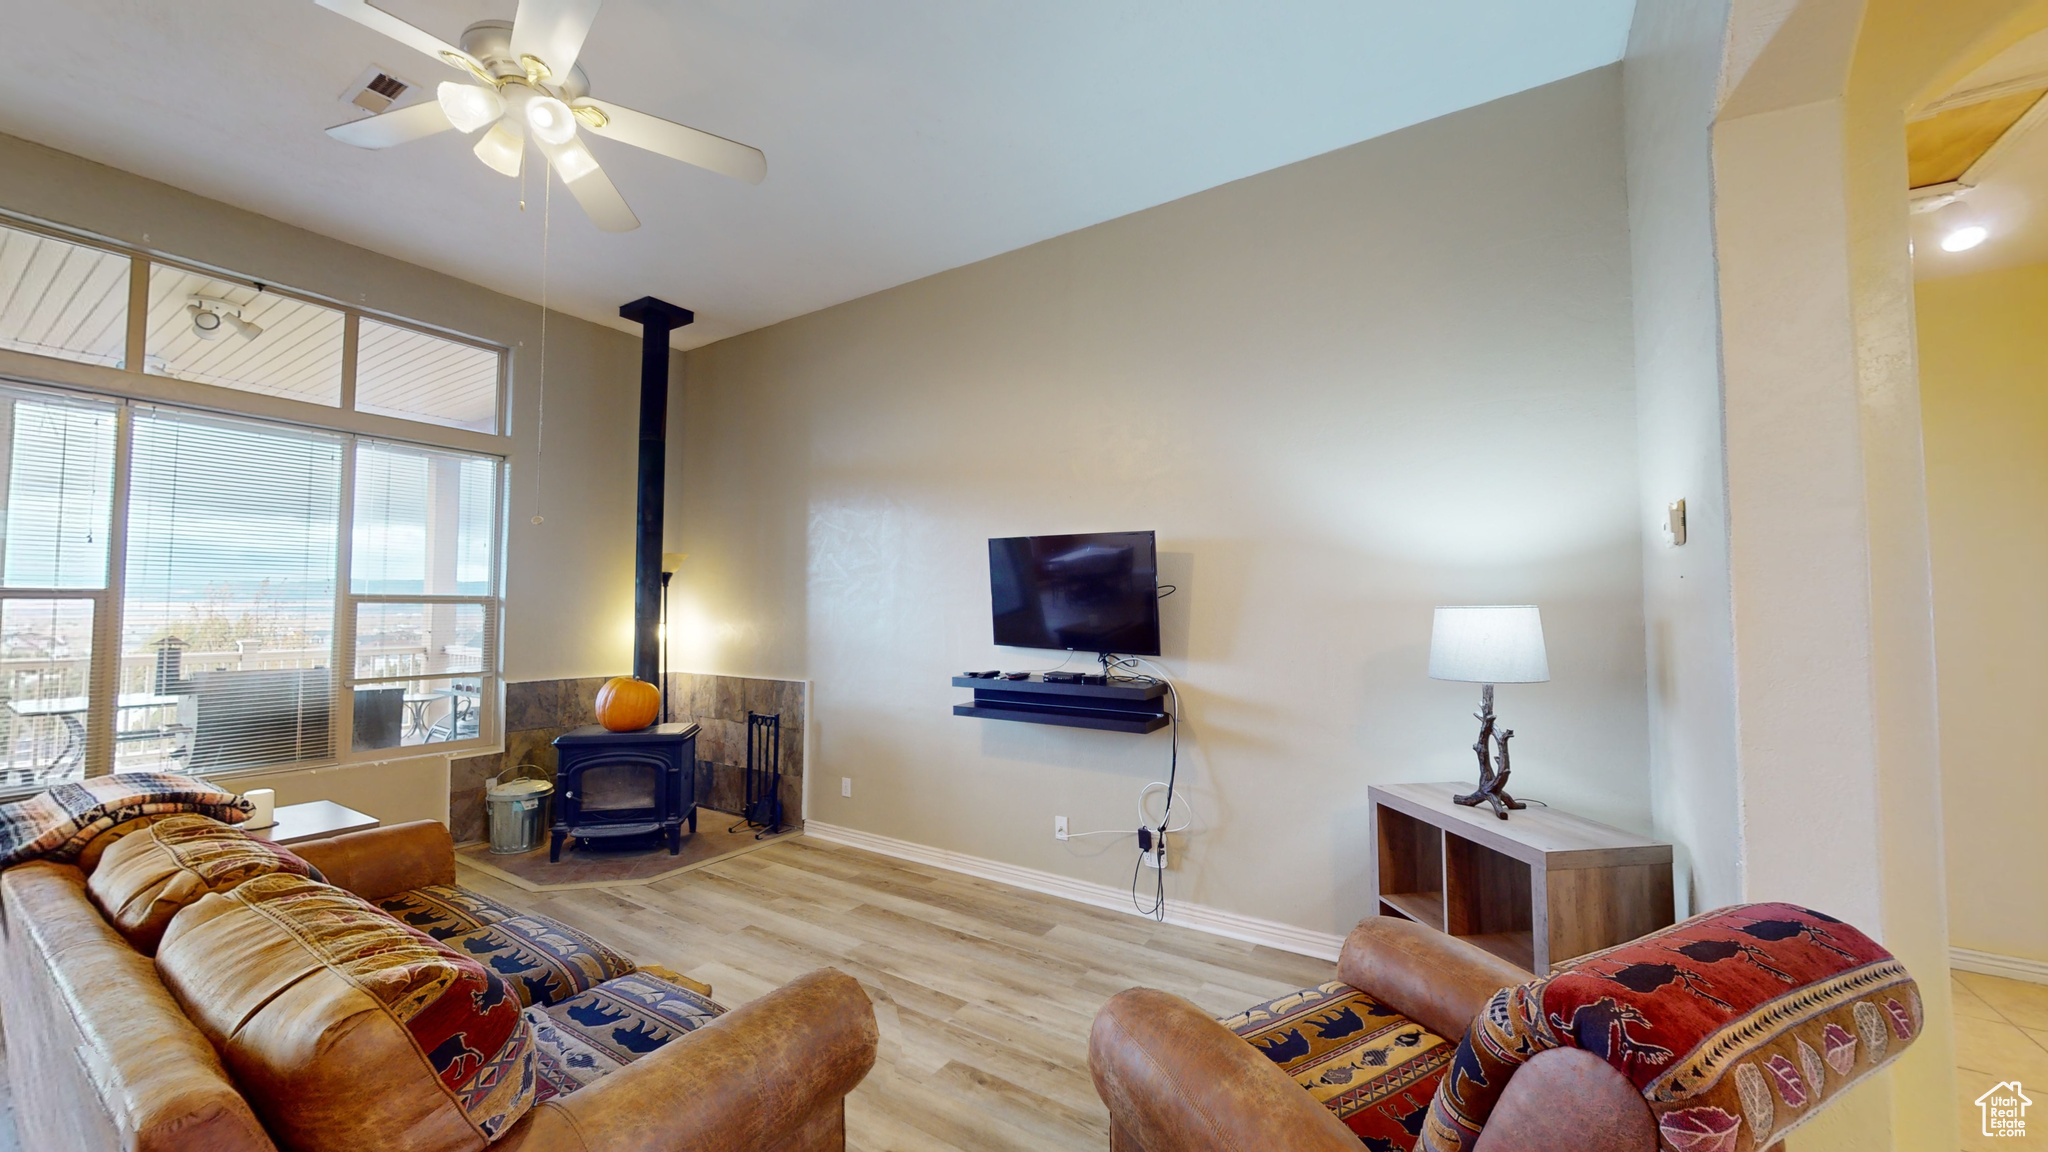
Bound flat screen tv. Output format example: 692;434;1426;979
989;531;1160;656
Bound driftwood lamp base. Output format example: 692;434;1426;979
1453;684;1526;820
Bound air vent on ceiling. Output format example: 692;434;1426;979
341;65;417;115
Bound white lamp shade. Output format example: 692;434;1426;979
437;81;504;134
1428;605;1549;684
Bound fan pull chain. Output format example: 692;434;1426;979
530;171;550;526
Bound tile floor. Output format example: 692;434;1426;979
1955;970;2048;1149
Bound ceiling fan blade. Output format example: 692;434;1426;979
535;136;639;231
561;163;640;232
313;0;487;76
326;100;455;148
575;99;765;184
510;0;602;78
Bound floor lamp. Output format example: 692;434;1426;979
660;552;685;724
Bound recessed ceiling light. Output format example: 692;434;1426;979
1936;200;1989;252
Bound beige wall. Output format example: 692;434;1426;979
1621;0;1742;918
0;131;658;826
1687;0;2048;1143
673;67;1648;935
1919;261;2048;966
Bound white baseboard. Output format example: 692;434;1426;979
1953;947;2048;985
802;821;1345;961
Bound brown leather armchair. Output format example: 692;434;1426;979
2;819;879;1152
1089;917;1668;1152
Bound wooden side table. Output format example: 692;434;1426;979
1368;782;1673;971
246;800;380;846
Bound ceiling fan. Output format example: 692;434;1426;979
314;0;765;232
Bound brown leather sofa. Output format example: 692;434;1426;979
1;819;879;1152
1090;917;1677;1152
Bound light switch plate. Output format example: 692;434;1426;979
1665;499;1687;546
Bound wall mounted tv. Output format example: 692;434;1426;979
989;531;1160;656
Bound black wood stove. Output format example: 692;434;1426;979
550;722;699;861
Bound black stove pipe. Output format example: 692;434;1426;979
618;297;694;688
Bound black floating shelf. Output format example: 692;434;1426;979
951;675;1170;734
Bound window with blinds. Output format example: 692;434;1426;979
348;442;499;751
0;213;508;795
0;386;116;789
122;410;342;772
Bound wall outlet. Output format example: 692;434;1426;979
1141;831;1171;870
840;777;852;798
1054;816;1068;841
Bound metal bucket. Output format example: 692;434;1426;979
486;774;554;855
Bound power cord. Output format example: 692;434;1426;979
1113;655;1181;920
1056;653;1187;922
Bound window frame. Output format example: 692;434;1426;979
0;211;511;453
339;440;504;757
0;211;510;794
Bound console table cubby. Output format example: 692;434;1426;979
1368;782;1674;972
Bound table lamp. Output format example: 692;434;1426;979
1428;605;1548;819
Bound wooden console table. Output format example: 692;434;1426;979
246;800;380;847
1369;782;1673;972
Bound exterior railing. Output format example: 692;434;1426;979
0;643;448;783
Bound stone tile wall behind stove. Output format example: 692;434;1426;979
448;673;807;844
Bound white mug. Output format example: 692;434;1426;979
244;788;276;830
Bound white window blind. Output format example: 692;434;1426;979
1;389;117;589
121;408;341;772
0;386;115;788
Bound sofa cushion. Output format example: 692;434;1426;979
442;913;636;1008
1221;980;1454;1150
378;882;524;940
525;971;726;1100
87;814;316;954
158;873;536;1152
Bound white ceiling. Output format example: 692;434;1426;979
0;1;1634;349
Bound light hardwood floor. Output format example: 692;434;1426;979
455;834;1337;1152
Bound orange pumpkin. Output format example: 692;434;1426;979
594;676;660;732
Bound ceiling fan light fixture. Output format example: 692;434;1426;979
437;81;504;134
440;49;496;87
526;95;577;145
474;118;525;177
547;137;600;182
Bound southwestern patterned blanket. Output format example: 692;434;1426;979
0;773;252;868
1423;902;1920;1152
